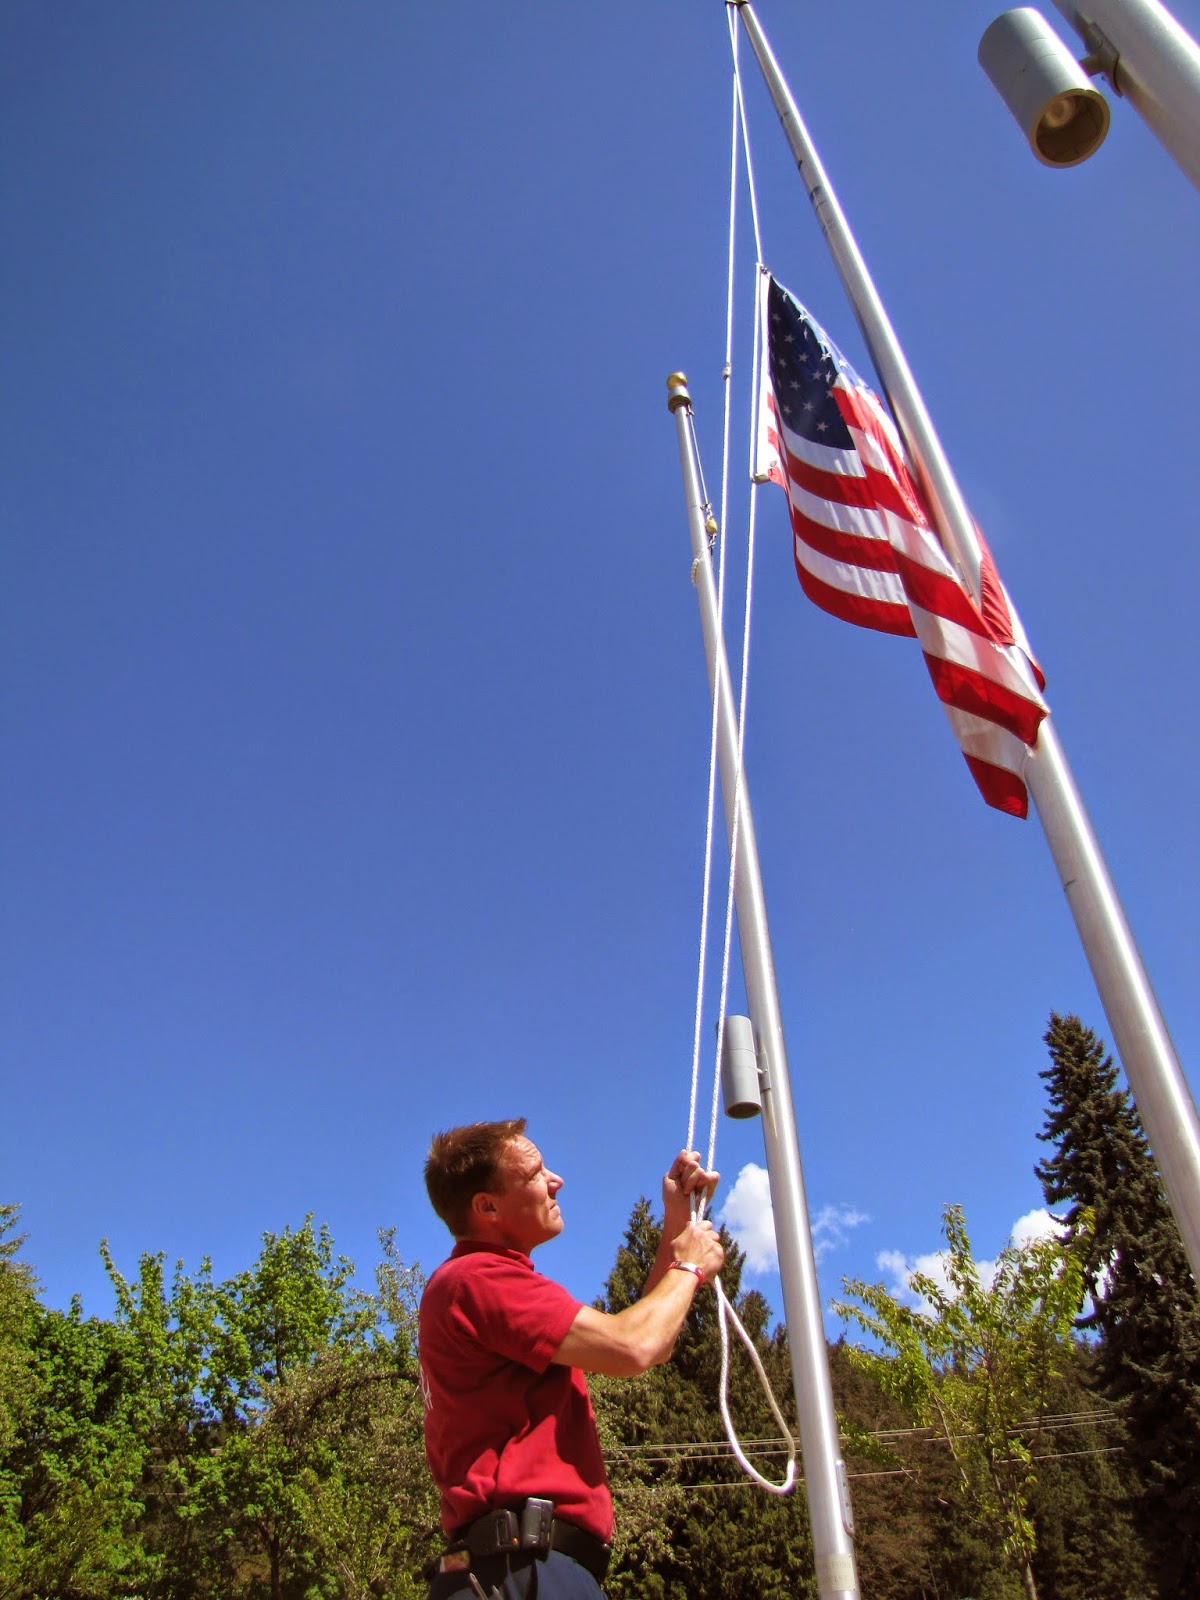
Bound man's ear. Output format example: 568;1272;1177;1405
470;1190;499;1226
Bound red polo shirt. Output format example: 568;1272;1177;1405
418;1241;613;1542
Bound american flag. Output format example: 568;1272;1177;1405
754;273;1047;818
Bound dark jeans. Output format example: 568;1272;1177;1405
428;1549;607;1600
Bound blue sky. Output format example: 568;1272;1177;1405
3;2;1197;1339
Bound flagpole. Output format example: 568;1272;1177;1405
667;372;861;1600
732;0;1200;1281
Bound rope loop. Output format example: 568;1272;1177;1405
714;1276;798;1495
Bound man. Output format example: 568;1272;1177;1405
419;1118;723;1600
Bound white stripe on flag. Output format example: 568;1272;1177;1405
793;537;909;607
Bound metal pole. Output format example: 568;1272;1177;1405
1050;0;1200;189
1027;721;1200;1260
732;1;1200;1280
667;373;860;1600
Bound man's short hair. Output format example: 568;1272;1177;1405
424;1118;528;1237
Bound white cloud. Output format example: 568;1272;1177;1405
720;1164;778;1273
877;1246;959;1316
812;1203;871;1263
719;1165;868;1275
1010;1207;1066;1250
876;1207;1069;1315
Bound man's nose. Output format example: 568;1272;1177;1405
548;1171;563;1193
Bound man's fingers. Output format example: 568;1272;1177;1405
682;1165;720;1196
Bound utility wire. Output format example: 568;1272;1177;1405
612;1442;1126;1494
614;1414;1119;1462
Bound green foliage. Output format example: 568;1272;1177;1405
0;1210;39;1597
254;1235;439;1600
0;1209;38;1458
835;1202;1089;1600
827;1339;955;1599
0;1215;440;1600
595;1195;1138;1600
593;1198;815;1600
1037;1012;1200;1597
1023;1343;1149;1600
5;1297;153;1598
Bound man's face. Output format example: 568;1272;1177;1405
488;1136;564;1253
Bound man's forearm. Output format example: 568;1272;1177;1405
619;1265;699;1368
553;1203;723;1377
554;1265;699;1377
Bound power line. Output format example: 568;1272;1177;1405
612;1443;1126;1493
613;1409;1119;1461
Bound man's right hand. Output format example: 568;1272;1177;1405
671;1216;725;1284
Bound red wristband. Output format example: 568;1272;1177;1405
670;1260;705;1283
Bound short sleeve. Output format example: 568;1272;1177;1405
452;1256;582;1373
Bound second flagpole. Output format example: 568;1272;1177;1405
732;0;1200;1281
667;372;861;1600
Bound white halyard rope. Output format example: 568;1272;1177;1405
730;2;765;268
714;1277;797;1494
682;8;796;1498
685;52;742;1164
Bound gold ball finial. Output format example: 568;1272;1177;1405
666;371;691;413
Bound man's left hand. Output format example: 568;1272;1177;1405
662;1149;720;1236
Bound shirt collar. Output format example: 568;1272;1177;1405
450;1238;534;1268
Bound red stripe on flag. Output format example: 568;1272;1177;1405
963;755;1030;818
893;549;996;636
790;505;903;574
977;540;1015;646
794;553;917;636
783;447;875;510
922;654;1047;745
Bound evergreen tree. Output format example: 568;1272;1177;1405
1025;1343;1149;1600
1036;1012;1200;1598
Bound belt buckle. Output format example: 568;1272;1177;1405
467;1509;519;1557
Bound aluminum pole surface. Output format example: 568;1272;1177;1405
1050;0;1200;189
733;1;1200;1280
667;373;860;1600
1027;722;1200;1262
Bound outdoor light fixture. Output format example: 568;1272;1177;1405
720;1015;762;1120
979;7;1111;166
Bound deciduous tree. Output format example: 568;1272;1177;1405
835;1203;1088;1600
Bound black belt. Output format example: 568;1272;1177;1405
430;1500;610;1594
